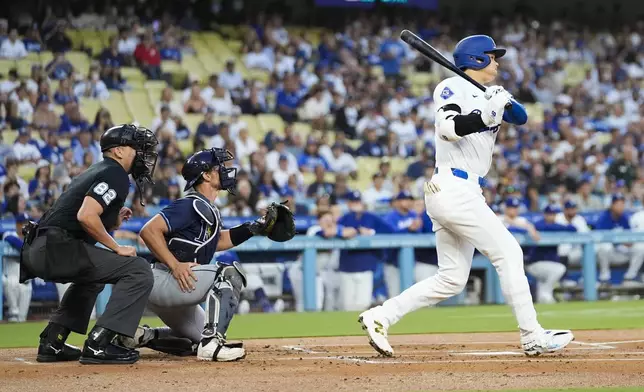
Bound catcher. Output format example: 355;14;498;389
119;148;295;361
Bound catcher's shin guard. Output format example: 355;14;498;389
203;263;246;339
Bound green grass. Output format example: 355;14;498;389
1;300;643;348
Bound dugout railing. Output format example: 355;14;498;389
2;230;644;319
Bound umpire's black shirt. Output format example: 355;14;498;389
40;157;130;244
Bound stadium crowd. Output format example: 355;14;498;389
0;3;643;319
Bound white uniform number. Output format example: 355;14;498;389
93;182;117;205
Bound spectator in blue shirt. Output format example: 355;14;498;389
160;36;182;62
53;78;77;106
72;129;100;166
22;26;42;53
39;131;65;165
58;102;89;138
195;108;218;142
100;36;126;68
297;140;329;173
356;128;385;157
595;193;642;285
378;30;406;79
275;75;301;122
406;149;434;180
28;165;52;202
45;51;74;80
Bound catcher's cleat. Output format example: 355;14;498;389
197;333;245;362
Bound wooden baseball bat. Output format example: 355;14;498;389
399;29;487;92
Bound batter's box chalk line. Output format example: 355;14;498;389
570;341;616;349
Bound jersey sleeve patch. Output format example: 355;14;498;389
440;86;454;100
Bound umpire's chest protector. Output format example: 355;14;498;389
166;194;222;265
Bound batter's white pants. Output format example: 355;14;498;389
2;257;32;322
338;271;373;311
525;261;567;304
56;282;97;320
596;243;644;282
377;170;541;334
384;263;439;298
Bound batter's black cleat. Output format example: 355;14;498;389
79;326;140;365
37;341;82;362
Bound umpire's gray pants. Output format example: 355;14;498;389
147;263;220;343
25;236;154;337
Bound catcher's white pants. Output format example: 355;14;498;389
525;261;567;304
56;283;97;320
378;169;541;334
338;271;373;311
384;262;438;298
2;257;32;321
596;243;644;282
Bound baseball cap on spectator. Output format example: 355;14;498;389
612;193;626;203
395;191;414;201
505;197;521;208
346;190;362;201
544;204;561;214
279;154;288;161
490;204;501;214
168;178;179;187
331;143;343;151
564;200;578;209
615;179;626;188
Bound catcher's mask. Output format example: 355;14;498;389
100;124;159;205
182;148;237;194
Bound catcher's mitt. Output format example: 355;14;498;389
249;201;296;242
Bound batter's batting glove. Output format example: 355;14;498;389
248;201;296;242
484;85;507;100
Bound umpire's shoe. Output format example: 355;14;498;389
79;326;140;365
36;323;82;362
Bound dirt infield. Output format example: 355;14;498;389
1;329;643;392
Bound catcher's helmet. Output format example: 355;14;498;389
100;124;159;203
182;148;237;193
453;35;506;71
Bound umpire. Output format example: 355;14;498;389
20;124;159;365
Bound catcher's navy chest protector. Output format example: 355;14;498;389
160;192;222;265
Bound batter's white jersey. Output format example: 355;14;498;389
433;76;501;177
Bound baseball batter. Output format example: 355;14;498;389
360;35;574;356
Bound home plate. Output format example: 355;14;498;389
450;351;523;356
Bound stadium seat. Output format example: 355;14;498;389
3;130;18;144
0;59;16;75
79;98;102;120
240;115;262;141
17;164;37;180
66;51;91;73
257;114;285;133
124;90;155;125
39;51;53;66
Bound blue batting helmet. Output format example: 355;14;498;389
453;35;506;70
182;148;237;193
